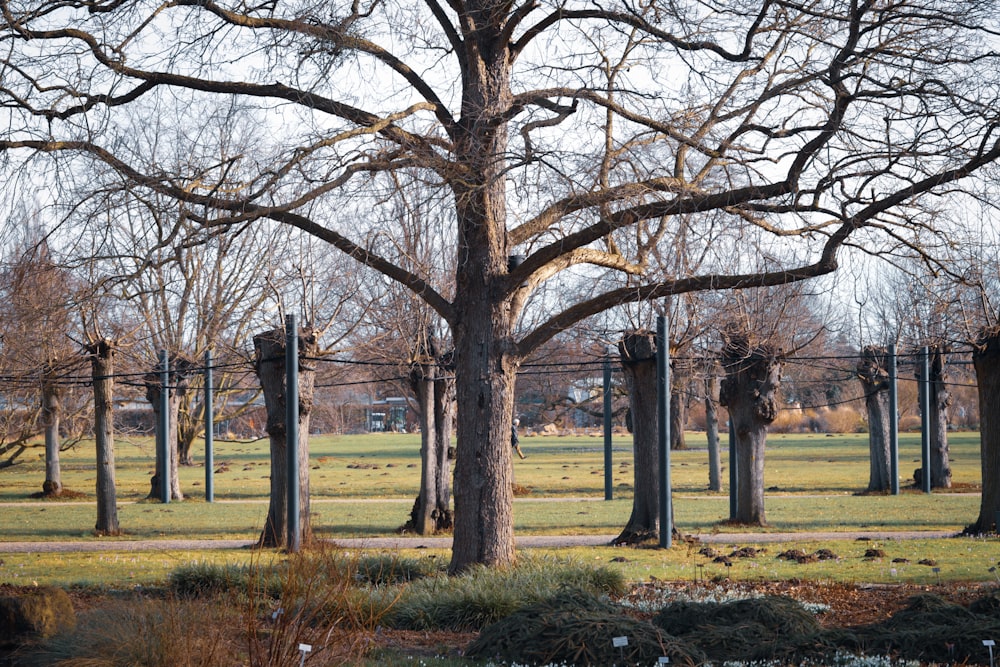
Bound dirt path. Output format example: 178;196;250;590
0;530;958;553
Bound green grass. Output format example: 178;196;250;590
4;535;998;589
0;431;985;503
1;429;996;591
0;493;984;543
0;431;988;543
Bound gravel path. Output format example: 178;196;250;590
0;530;959;553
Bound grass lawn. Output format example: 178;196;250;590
0;430;984;502
1;429;996;589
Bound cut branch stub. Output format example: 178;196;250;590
718;332;783;424
856;346;889;394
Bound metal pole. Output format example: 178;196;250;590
204;349;214;503
920;345;931;494
657;315;672;548
158;349;170;504
728;417;738;520
285;315;301;552
603;351;613;500
888;344;899;495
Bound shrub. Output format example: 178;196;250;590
388;556;626;631
0;586;76;645
168;561;281;600
653;595;827;663
318;553;441;586
467;590;705;667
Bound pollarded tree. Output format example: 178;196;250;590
856;346;893;493
719;328;782;526
254;326;319;548
4;1;1000;572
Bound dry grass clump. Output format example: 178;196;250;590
24;546;410;667
20;597;238;667
0;586;76;645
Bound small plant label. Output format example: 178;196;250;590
299;644;312;652
612;636;629;648
659;657;671;664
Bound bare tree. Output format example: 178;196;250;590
85;335;120;535
254;326;318;548
4;1;1000;571
0;236;85;492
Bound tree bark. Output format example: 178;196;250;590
613;331;663;544
705;373;722;492
450;319;516;572
719;331;782;526
447;15;517;573
857;346;892;492
254;327;318;548
89;339;120;536
968;328;1000;534
670;385;687;450
40;367;62;496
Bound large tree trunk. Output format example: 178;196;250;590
40;367;62;497
176;390;200;466
89;339;120;536
857;346;892;492
968;328;1000;534
254;327;318;548
612;331;666;545
450;315;517;572
447;17;517;574
705;372;722;492
719;331;782;526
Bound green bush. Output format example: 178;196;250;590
317;553;442;586
388;557;626;631
168;561;282;600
